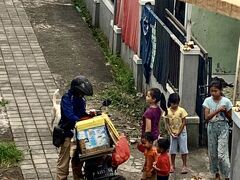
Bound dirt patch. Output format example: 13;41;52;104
0;167;23;180
0;105;23;180
23;0;113;92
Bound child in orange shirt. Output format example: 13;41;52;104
141;132;158;180
153;138;171;180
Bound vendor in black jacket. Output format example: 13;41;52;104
56;75;93;180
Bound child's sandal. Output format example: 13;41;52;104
181;166;188;174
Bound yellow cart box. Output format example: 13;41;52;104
75;115;110;154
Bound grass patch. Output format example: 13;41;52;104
0;99;8;107
73;0;146;120
0;142;23;167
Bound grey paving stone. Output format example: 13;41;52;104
21;164;34;170
24;125;37;129
40;135;52;141
14;137;27;142
37;173;52;179
35;163;49;169
39;133;51;138
22;121;35;126
32;154;45;160
25;128;38;133
9;121;23;127
26;132;39;137
18;145;30;151
47;158;58;165
33;116;45;121
30;149;45;155
36;124;49;129
35;121;48;125
15;141;28;146
45;153;58;159
11;128;25;133
21;117;33;121
11;125;24;130
44;149;58;154
20;113;33;117
29;145;43;151
8;110;20;115
13;132;26;138
20;159;33;166
27;98;40;103
33;158;47;164
21;169;35;175
27;136;40;141
28;140;42;146
9;117;22;122
41;140;52;145
23;173;38;179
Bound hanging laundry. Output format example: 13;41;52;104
115;0;139;53
140;5;155;84
153;25;171;90
153;0;174;90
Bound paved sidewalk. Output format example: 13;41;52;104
0;0;58;179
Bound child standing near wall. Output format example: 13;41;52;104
153;138;171;180
141;88;168;140
165;93;188;174
138;88;168;152
202;80;232;180
141;132;158;180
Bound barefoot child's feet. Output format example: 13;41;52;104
215;173;220;180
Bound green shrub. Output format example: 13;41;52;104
0;99;8;107
0;142;23;167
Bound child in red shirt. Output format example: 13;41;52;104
141;132;158;180
153;138;171;180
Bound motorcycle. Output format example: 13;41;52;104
74;99;126;180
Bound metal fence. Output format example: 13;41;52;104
168;38;181;89
148;6;182;90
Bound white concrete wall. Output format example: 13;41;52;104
120;42;135;70
83;0;94;16
99;0;114;40
231;111;240;179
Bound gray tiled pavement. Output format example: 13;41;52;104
0;0;58;179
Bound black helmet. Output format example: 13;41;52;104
70;75;93;96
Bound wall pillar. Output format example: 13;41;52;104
179;45;201;148
179;45;200;115
133;55;143;92
92;0;100;26
231;111;240;179
109;20;114;52
112;25;122;54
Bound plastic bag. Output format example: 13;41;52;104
137;142;145;153
112;135;130;166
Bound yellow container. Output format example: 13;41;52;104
75;115;110;154
75;115;105;131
